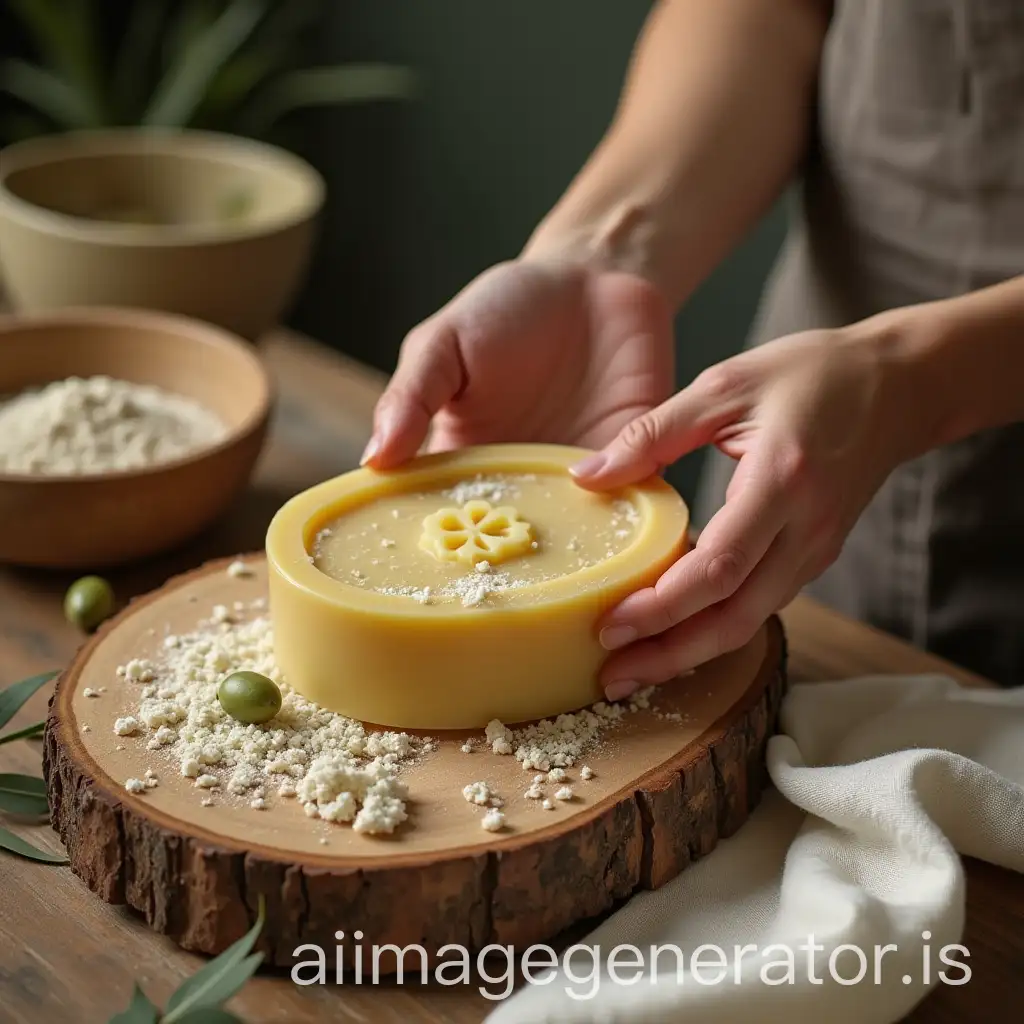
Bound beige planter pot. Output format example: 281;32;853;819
0;129;324;340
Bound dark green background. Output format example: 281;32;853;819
293;0;786;500
0;0;787;500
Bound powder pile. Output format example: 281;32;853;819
0;375;226;475
481;686;656;773
113;605;422;834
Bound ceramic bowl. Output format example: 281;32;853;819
0;129;324;340
0;307;272;568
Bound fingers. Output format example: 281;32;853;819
569;364;745;490
361;320;465;469
598;453;791;648
600;529;800;697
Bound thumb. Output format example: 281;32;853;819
361;319;465;469
569;370;741;490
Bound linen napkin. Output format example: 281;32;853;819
486;675;1024;1023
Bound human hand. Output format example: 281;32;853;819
570;324;926;699
361;260;675;466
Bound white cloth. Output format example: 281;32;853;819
487;675;1024;1023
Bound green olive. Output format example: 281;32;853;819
217;671;282;725
64;576;116;633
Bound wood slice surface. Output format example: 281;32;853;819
44;555;787;973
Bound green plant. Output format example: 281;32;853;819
109;899;266;1023
0;668;266;1021
0;669;66;862
0;0;417;144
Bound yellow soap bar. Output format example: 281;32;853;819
265;444;689;729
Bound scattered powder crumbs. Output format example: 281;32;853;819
375;584;432;605
201;798;214;808
547;767;567;783
380;538;396;549
81;725;91;734
110;610;426;836
481;808;506;832
478;684;659;775
542;799;555;811
83;688;99;698
461;741;475;754
525;784;544;800
226;560;254;579
474;560;491;574
442;475;521;506
554;786;574;802
462;781;492;806
580;766;594;781
124;778;145;794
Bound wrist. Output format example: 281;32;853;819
523;196;673;299
851;298;1006;459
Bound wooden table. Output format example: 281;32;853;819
0;331;1020;1024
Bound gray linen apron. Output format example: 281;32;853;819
693;0;1024;685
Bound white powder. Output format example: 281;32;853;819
124;778;145;794
462;781;492;806
481;808;505;832
484;686;657;773
580;765;594;780
0;375;226;475
441;475;521;505
554;785;574;801
111;609;424;835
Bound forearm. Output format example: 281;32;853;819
867;275;1024;455
523;0;830;308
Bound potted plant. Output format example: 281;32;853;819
0;0;416;338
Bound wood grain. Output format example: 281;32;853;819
43;555;785;973
0;330;1019;1024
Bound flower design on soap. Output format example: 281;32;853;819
419;500;535;566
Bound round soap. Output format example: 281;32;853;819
265;444;689;729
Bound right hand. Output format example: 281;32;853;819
361;259;675;467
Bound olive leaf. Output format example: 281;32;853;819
163;897;266;1021
173;1011;245;1023
0;720;46;746
0;825;67;863
108;898;266;1024
107;983;161;1024
0;773;48;816
0;671;57;733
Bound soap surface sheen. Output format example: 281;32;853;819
266;444;689;729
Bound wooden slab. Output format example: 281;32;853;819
43;555;787;972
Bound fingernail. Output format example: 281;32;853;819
360;433;380;466
600;625;637;650
604;679;641;702
569;452;607;478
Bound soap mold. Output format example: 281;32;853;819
265;444;690;729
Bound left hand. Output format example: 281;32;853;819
570;322;927;700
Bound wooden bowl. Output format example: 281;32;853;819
0;129;324;340
0;308;272;569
